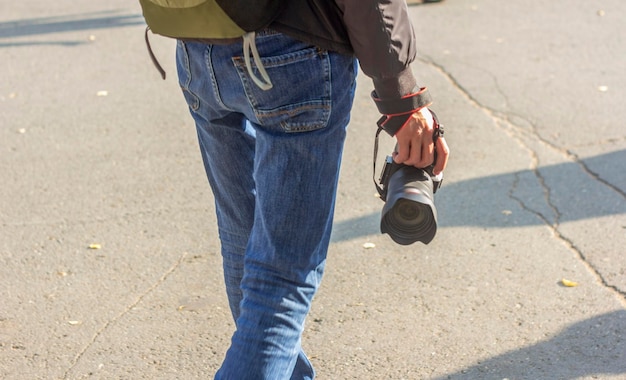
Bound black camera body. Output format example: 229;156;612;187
378;156;442;245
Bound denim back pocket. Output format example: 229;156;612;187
233;46;331;133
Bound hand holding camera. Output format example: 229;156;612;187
393;107;449;175
372;87;449;245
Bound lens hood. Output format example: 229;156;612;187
380;165;438;245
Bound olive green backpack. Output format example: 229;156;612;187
139;0;285;39
139;0;286;88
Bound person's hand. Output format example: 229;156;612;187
392;108;449;175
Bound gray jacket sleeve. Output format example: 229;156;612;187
335;0;419;99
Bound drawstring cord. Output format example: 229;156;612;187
143;28;273;91
243;32;273;90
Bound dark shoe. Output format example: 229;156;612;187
406;0;444;5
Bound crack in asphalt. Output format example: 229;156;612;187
61;251;188;379
419;56;626;303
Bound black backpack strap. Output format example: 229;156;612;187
145;27;166;80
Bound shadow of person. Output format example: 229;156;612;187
331;149;626;244
433;310;626;380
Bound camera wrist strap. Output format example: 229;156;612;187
373;123;386;199
372;87;432;136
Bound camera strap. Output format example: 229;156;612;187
373;124;387;199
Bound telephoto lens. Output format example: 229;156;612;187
379;159;439;245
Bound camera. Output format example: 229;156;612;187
377;155;443;245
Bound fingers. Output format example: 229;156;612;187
393;110;434;167
399;135;434;168
432;136;449;175
392;109;450;175
392;136;425;166
392;139;410;163
393;132;429;166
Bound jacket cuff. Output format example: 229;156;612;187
372;87;432;115
371;67;418;99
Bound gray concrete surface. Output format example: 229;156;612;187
1;0;625;379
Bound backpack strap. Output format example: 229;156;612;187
145;27;166;80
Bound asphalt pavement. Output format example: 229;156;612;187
1;1;625;379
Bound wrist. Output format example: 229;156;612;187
373;87;433;136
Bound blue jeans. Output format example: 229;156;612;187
176;31;357;379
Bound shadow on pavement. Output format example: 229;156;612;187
433;310;626;380
332;149;625;242
0;10;144;47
